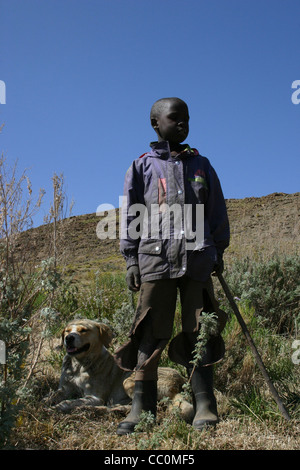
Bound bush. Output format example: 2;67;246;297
221;254;300;334
76;271;133;325
214;256;300;420
0;257;76;446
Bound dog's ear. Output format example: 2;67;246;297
60;328;66;347
97;323;113;348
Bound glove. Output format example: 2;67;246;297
212;254;224;276
126;265;141;291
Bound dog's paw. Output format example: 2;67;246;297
54;400;74;413
42;389;66;407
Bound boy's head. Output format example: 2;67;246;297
150;97;189;145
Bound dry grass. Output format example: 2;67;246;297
10;400;299;450
2;192;300;451
7;335;300;451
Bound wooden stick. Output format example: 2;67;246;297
217;272;291;421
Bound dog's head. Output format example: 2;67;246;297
61;319;113;358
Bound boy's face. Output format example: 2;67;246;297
152;100;190;144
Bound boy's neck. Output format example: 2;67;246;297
169;142;184;153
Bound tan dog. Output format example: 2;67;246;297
45;319;193;421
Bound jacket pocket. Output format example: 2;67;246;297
138;239;166;276
138;239;162;255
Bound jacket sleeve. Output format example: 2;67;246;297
120;160;145;269
206;163;230;256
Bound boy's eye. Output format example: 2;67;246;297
168;112;189;123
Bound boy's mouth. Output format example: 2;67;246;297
177;129;188;139
177;127;187;135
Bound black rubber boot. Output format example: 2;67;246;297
116;380;157;435
188;365;219;430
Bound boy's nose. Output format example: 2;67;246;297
178;120;188;129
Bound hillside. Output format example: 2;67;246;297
18;192;300;283
6;191;300;450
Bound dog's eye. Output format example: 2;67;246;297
80;328;88;333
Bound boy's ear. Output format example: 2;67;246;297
151;117;159;130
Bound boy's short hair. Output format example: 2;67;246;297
150;97;188;120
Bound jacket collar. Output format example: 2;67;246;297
149;141;198;159
149;140;171;158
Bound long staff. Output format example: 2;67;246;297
217;272;291;421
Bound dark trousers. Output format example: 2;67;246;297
130;276;218;380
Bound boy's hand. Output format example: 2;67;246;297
126;265;141;291
212;255;224;276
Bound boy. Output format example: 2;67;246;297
115;97;230;435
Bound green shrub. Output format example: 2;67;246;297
76;271;132;323
221;254;300;334
214;258;300;421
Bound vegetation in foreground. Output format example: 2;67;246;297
0;156;299;450
1;256;299;450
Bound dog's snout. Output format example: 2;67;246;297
65;333;76;345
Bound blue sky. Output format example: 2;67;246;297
1;0;299;227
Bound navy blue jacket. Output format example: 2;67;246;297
120;141;230;283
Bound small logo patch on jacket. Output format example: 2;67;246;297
188;169;208;189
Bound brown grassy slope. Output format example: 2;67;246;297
9;192;300;451
225;192;300;261
18;192;300;281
